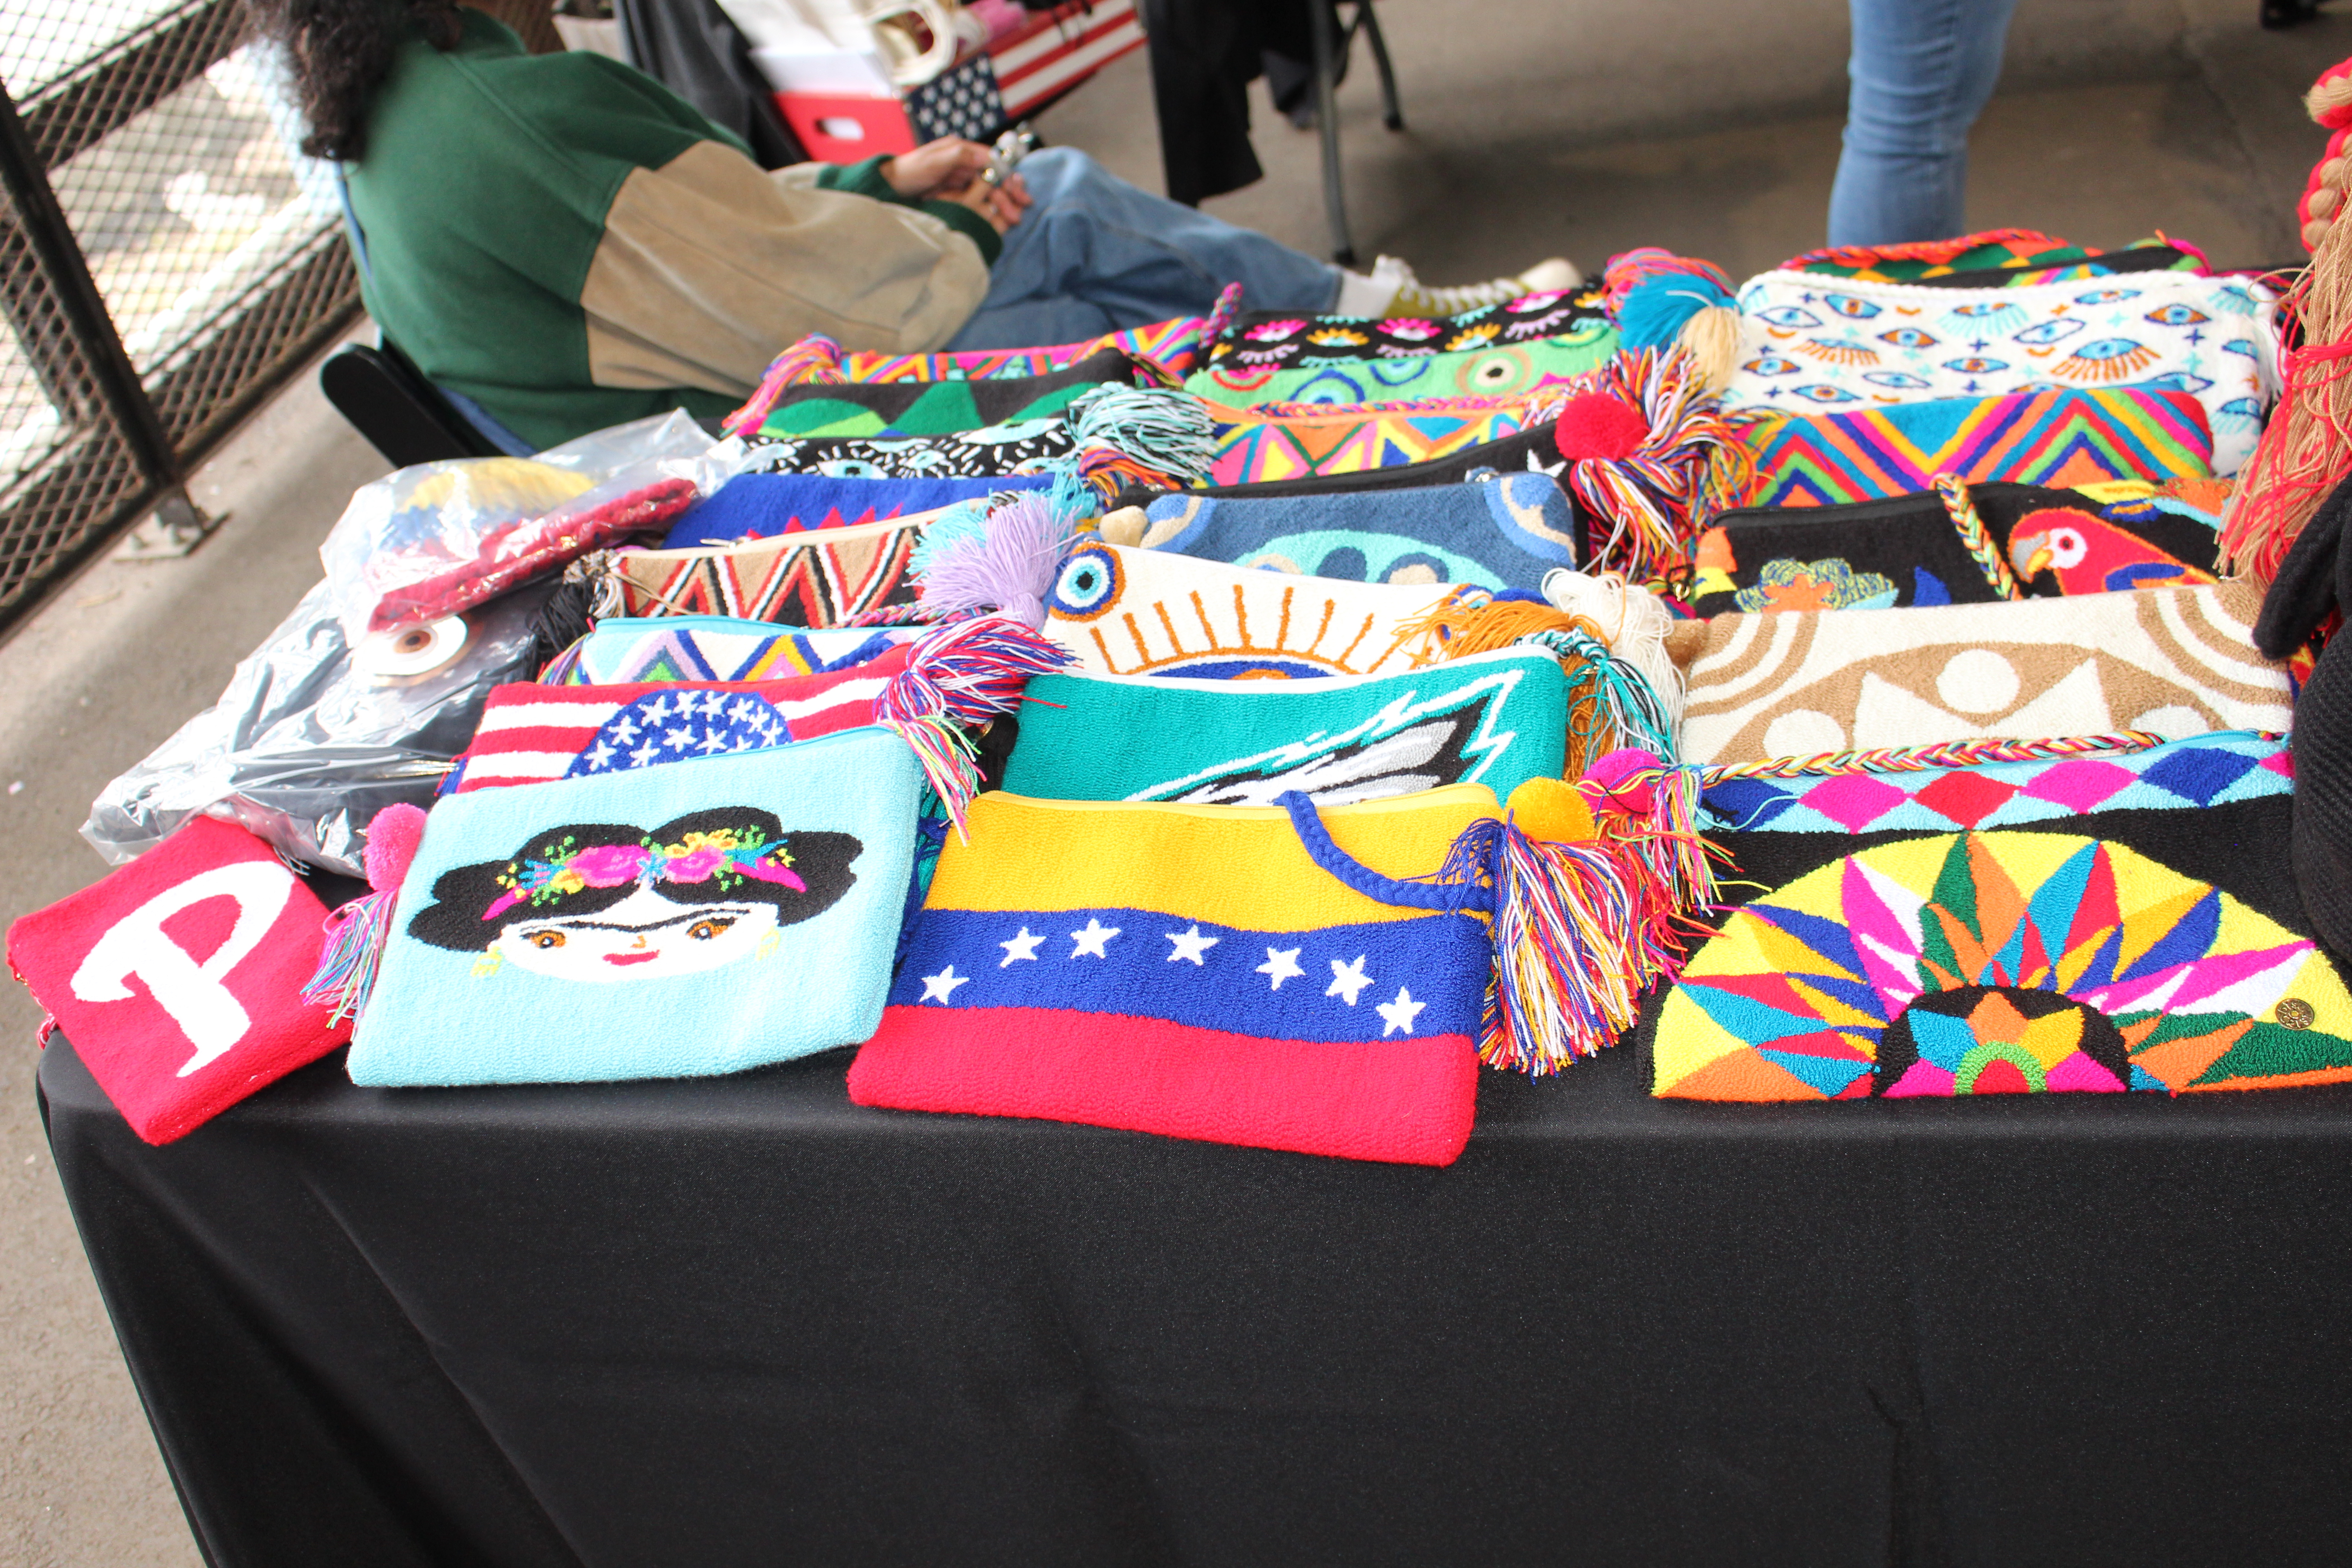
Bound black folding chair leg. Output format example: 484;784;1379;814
1310;0;1354;265
1357;3;1404;131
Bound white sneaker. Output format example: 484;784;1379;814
1378;255;1583;317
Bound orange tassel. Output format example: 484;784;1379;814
1392;590;1610;664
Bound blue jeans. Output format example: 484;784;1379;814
1827;0;2019;248
943;148;1341;350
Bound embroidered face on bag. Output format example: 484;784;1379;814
406;809;861;984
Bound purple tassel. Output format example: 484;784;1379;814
912;475;1089;626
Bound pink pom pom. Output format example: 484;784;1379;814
362;804;428;896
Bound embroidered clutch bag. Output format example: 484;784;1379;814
348;728;922;1086
1002;647;1574;805
1645;744;2352;1101
1688;478;2225;614
846;787;1509;1164
1203;287;1610;372
755;348;1153;438
1727;388;2215;509
662;473;1048;548
1125;470;1582;592
1678;580;2293;765
1726;269;2275;473
602;514;931;626
547;616;918;686
1188;322;1616;409
5;817;350;1143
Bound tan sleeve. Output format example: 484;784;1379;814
578;140;990;398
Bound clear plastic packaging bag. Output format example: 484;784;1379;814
83;578;551;877
317;411;744;642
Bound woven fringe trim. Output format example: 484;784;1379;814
1932;473;2024;598
1698;732;2194;782
1512;625;1676;769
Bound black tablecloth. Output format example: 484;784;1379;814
39;1027;2352;1568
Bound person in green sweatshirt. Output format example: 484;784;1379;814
247;0;1572;451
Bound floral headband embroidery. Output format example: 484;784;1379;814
481;828;805;921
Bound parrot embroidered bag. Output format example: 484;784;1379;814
348;728;921;1086
5;817;350;1143
1686;477;2226;615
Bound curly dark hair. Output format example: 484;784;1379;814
243;0;469;162
406;809;864;952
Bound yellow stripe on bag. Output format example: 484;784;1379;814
932;788;1504;926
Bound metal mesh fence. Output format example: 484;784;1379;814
0;0;361;627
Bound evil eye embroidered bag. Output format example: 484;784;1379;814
1002;647;1577;805
1116;470;1583;591
1726;388;2216;510
1687;478;2226;615
6;817;350;1143
1643;741;2352;1101
347;727;921;1086
1725;270;2277;473
1677;580;2293;765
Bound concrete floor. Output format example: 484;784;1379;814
3;3;2351;1561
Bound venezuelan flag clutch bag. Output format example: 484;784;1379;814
847;788;1499;1165
348;727;922;1086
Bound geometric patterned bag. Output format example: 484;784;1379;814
601;515;931;626
1646;776;2352;1100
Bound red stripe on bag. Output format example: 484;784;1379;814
848;1005;1478;1166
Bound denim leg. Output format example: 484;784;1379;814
944;147;1342;350
1826;0;2019;248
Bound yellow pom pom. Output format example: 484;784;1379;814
1505;776;1596;845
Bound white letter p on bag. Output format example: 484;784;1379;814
70;862;297;1077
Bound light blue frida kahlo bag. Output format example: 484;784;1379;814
347;726;921;1085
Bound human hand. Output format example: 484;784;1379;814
881;137;992;199
937;167;1032;234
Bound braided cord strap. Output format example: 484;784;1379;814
1700;732;2180;783
1932;472;2024;599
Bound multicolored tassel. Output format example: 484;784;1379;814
1602;249;1740;389
1394;588;1612;664
720;333;848;437
300;802;429;1026
1512;624;1676;766
1558;348;1747;583
1059;383;1214;504
1455;818;1647;1074
1932;472;2024;598
876;614;1076;833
